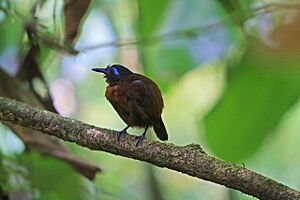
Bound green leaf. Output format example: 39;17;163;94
239;0;254;8
21;152;89;200
217;0;253;12
0;153;30;191
144;41;197;90
39;44;51;66
0;152;7;190
0;17;23;52
138;0;170;38
204;38;300;162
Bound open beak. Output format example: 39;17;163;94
91;67;107;74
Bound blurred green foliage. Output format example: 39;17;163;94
205;37;300;161
138;0;170;39
21;152;88;200
1;0;300;199
0;17;23;52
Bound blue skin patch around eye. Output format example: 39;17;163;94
112;67;119;75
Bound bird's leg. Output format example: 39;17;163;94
135;125;149;147
116;126;129;142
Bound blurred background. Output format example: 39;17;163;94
1;0;300;199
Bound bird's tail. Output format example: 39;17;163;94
153;118;168;141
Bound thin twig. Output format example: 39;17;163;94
78;3;300;51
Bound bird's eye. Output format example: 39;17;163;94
110;67;119;75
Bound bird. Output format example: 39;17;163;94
92;63;168;146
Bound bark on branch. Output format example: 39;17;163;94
0;97;299;200
0;68;100;180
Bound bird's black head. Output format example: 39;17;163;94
92;64;133;83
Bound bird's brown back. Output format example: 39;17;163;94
105;73;164;127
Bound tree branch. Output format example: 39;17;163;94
0;68;100;180
0;97;299;200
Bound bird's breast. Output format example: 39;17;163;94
105;84;123;102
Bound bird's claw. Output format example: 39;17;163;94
135;135;145;147
116;129;126;142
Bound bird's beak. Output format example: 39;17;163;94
91;67;107;74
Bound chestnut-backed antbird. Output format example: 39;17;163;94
92;64;168;146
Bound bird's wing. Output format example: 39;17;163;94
127;78;163;121
105;80;152;123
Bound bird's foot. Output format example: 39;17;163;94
116;127;128;142
135;126;148;147
135;134;145;147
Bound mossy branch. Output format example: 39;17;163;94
0;97;299;200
